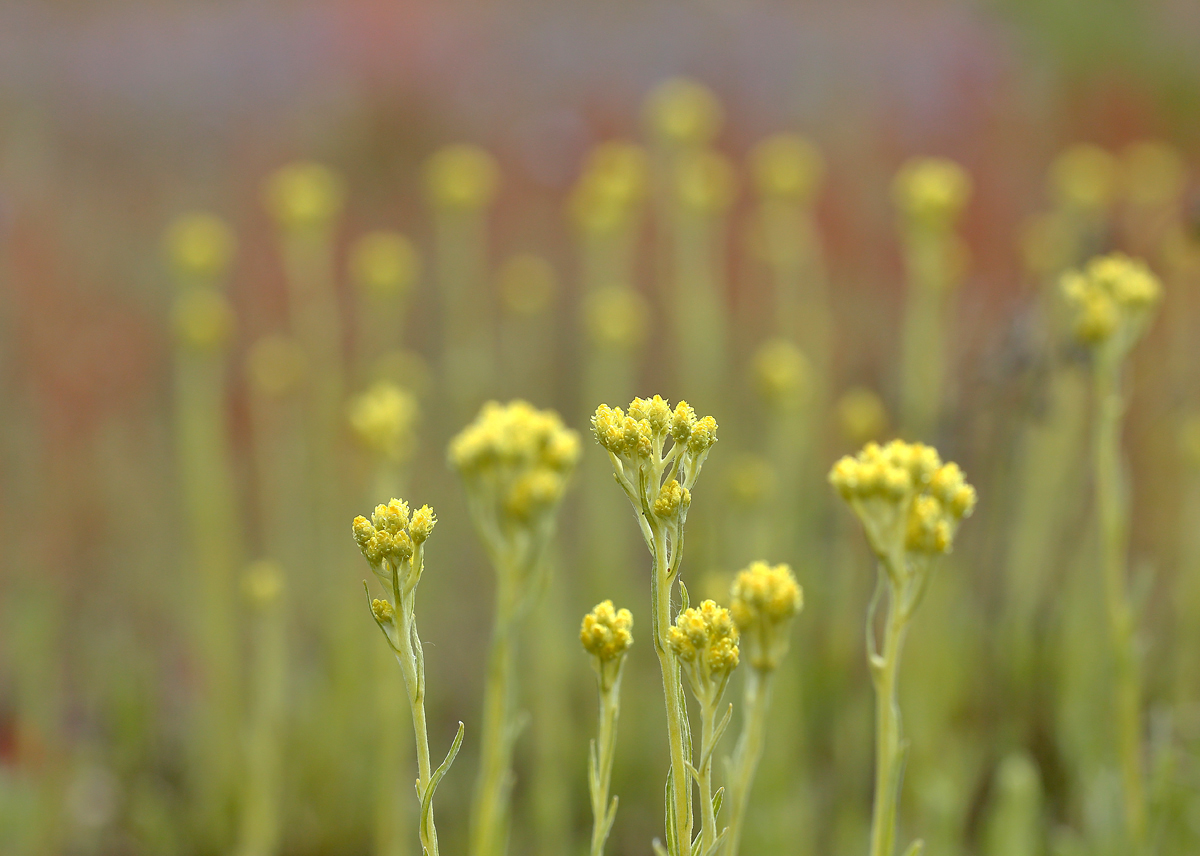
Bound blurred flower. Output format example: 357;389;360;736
497;253;556;316
350;231;420;300
748;134;824;203
892;157;971;228
1050;144;1118;214
583;286;650;351
348;381;420;464
643;77;724;148
165;212;236;282
262;161;345;231
424;144;500;211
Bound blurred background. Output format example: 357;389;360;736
3;1;1200;855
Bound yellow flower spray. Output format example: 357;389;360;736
449;401;580;856
580;601;635;856
892;157;971;439
166;211;243;848
830;440;977;856
1061;252;1162;852
592;395;720;855
353;500;465;856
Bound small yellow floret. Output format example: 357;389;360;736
667;600;740;679
1060;252;1161;350
580;600;634;662
1050;144;1118;213
350;231;420;299
371;598;395;624
348;382;419;463
583;286;650;350
165;212;236;280
424;144;499;211
892;157;971;227
262;161;345;231
643;77;724;147
748;133;824;202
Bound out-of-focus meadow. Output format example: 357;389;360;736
3;1;1200;855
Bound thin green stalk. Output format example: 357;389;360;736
471;568;519;856
394;583;439;856
868;564;913;856
898;230;950;439
697;699;719;853
651;523;694;853
725;668;772;856
589;671;623;856
1092;359;1146;851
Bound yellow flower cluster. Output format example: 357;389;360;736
424;144;500;211
752;338;811;411
352;498;437;577
348;381;420;464
569;141;649;236
829;440;976;563
580;600;634;663
449;400;580;522
643;77;723;148
583;287;650;351
262;161;345;231
668;600;740;697
892;157;971;228
730;561;802;671
350;231;420;300
165;212;236;281
748;133;824;202
1050;144;1118;214
594;396;717;462
1060;252;1162;352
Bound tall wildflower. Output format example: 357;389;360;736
449;401;580;856
592;395;719;855
1061;252;1162;852
830;440;976;856
353;500;464;856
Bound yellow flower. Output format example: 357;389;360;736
730;561;802;671
583;286;650;351
165;212;236;281
424;144;499;211
1060;252;1162;353
643;77;723;147
348;382;419;463
350;231;420;299
1049;144;1117;214
262;161;345;231
752;338;811;411
580;600;634;662
668;600;740;700
748;133;824;202
892;157;971;227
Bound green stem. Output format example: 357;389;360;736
698;700;718;853
395;599;438;856
898;228;951;439
1092;359;1146;851
471;569;519;856
724;668;773;856
651;523;694;854
589;671;623;856
868;565;912;856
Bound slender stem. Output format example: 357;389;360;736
724;668;773;856
868;567;911;856
1092;359;1146;851
589;671;622;856
471;568;519;856
698;700;718;853
395;601;438;856
651;522;694;853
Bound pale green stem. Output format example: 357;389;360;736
724;668;773;856
698;699;718;853
373;639;411;856
470;567;519;856
235;593;287;856
1092;357;1146;852
589;670;623;856
868;562;913;856
899;228;952;439
394;595;439;856
651;522;693;853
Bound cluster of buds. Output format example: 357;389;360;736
1060;252;1162;358
580;600;634;690
748;133;825;204
829;440;976;571
449;400;580;527
352;499;437;603
424;144;500;212
569;141;649;237
262;161;345;233
350;231;421;300
592;396;718;530
892;157;971;230
730;562;803;672
347;381;420;464
667;600;740;704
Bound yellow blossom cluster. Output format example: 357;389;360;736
829;440;976;564
580;600;634;663
262;161;345;232
892;157;971;228
352;499;436;578
424;144;500;211
752;338;811;411
165;212;236;281
668;600;740;698
748;133;825;203
350;231;420;300
730;562;803;671
1060;252;1162;353
449;400;580;523
643;77;723;148
348;381;420;464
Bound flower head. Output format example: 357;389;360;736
351;498;435;592
569;142;649;236
829;440;976;569
350;231;420;300
262;161;345;231
730;561;802;671
748;134;824;203
1060;252;1162;357
424;144;500;211
348;382;419;463
165;212;236;281
583;286;650;351
1050;144;1118;214
752;338;811;411
892;157;971;228
643;77;723;148
668;600;740;702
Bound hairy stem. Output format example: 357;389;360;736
724;668;773;856
395;601;438;856
868;568;912;856
698;700;718;853
1092;359;1146;851
589;672;622;856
